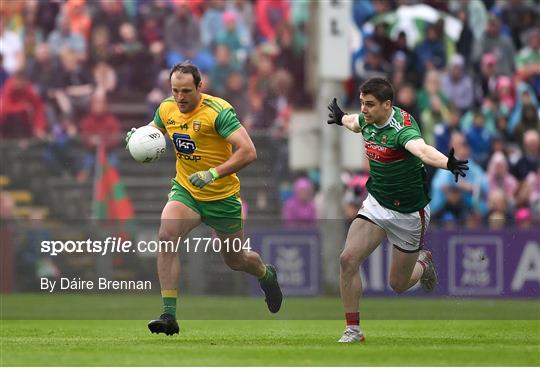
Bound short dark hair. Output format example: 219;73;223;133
169;62;202;87
359;78;394;104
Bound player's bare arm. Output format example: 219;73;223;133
215;126;257;177
188;126;257;189
405;138;469;182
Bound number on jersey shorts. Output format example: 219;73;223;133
357;193;430;252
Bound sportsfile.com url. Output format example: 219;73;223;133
40;237;252;256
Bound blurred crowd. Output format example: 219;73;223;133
0;0;538;229
0;0;306;179
281;0;539;229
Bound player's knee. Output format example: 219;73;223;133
389;278;408;294
158;229;179;249
340;251;359;274
224;256;246;271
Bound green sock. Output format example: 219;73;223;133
258;266;274;284
161;290;177;317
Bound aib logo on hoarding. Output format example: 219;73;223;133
449;236;503;295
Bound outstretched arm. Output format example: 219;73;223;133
405;138;469;182
327;98;361;133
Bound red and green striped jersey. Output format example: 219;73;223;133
357;107;430;213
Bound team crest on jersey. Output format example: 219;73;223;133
193;121;201;131
381;135;388;144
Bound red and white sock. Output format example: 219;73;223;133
345;312;360;331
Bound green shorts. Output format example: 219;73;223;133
168;179;243;234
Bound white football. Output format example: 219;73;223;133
128;125;166;163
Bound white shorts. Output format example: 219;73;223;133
357;193;430;252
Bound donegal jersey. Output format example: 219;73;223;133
153;93;242;201
357;107;430;213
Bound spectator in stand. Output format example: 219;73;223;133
47;13;86;60
433;184;467;227
248;47;276;130
394;31;420;88
217;10;252;66
501;0;537;50
111;22;147;95
472;14;516;77
414;23;446;80
25;43;62;122
146;69;170;119
0;55;7;88
226;0;255;44
53;48;93;120
486;151;518;205
516;167;540;222
508;81;539;140
164;0;214;72
431;132;489;217
0;71;46;139
88;26;112;65
475;52;498;103
0;15;23;75
255;0;290;43
441;54;474;113
434;107;461;155
512;129;540;181
78;93;121;180
465;109;493;167
417;70;450;145
223;70;250;125
35;0;61;40
515;28;540;97
515;207;533;229
43;114;81;178
456;8;474;66
395;84;420;125
275;22;305;105
209;44;239;97
63;0;91;41
91;0;129;44
200;0;227;51
371;22;398;63
282;177;316;227
357;43;391;83
486;188;513;229
495;76;516;114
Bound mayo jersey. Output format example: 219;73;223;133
153;93;242;201
357;107;430;213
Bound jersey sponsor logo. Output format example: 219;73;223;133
176;153;202;162
193;121;201;131
172;133;196;154
365;141;407;163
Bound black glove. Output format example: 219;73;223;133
327;98;346;126
447;147;469;183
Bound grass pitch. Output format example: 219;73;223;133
1;295;539;366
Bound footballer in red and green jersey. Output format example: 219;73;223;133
356;107;430;213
